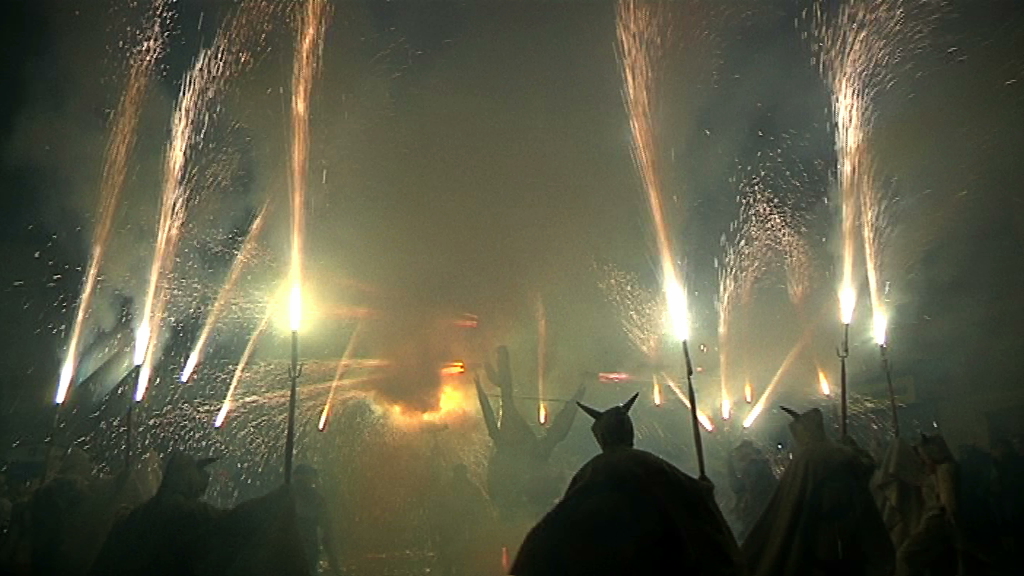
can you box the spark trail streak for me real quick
[181,200,271,382]
[537,295,547,425]
[288,0,330,329]
[813,0,940,325]
[318,322,364,430]
[661,374,713,432]
[56,2,167,404]
[743,326,816,428]
[616,0,687,339]
[136,0,279,401]
[215,307,274,428]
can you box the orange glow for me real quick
[440,361,466,376]
[391,385,471,427]
[661,374,714,432]
[538,403,548,425]
[598,372,631,383]
[454,313,479,328]
[818,368,832,396]
[744,381,753,404]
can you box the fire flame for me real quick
[873,310,888,346]
[818,369,832,396]
[440,361,466,376]
[538,403,548,425]
[744,381,753,404]
[839,283,856,325]
[652,374,662,406]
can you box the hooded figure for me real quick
[741,407,894,576]
[895,433,959,576]
[728,440,779,542]
[90,452,309,576]
[510,393,746,576]
[871,439,926,551]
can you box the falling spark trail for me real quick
[56,2,167,404]
[181,201,271,382]
[136,0,279,401]
[318,322,364,430]
[288,0,330,328]
[215,308,274,428]
[616,0,687,337]
[537,295,547,425]
[743,327,816,428]
[661,374,713,432]
[744,380,753,404]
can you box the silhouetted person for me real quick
[293,464,340,575]
[742,407,894,576]
[511,393,745,576]
[871,438,926,552]
[728,440,778,542]
[896,434,959,576]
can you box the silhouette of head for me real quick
[780,406,827,449]
[577,392,639,452]
[159,452,217,500]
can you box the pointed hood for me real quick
[577,392,639,452]
[780,406,828,450]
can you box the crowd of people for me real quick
[2,353,1024,575]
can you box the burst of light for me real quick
[839,283,856,325]
[664,277,689,342]
[180,352,200,383]
[818,368,832,396]
[873,309,888,346]
[392,385,471,426]
[134,363,151,402]
[133,323,150,367]
[743,328,815,428]
[652,374,663,406]
[661,374,714,432]
[744,381,753,404]
[538,403,548,425]
[721,396,732,420]
[742,402,763,429]
[289,283,302,332]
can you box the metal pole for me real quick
[285,329,300,484]
[880,344,900,438]
[839,322,849,438]
[126,400,134,470]
[683,340,707,480]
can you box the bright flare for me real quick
[873,310,888,346]
[289,283,302,332]
[538,403,548,425]
[133,323,150,367]
[665,277,689,342]
[653,374,663,406]
[744,381,753,404]
[214,306,274,428]
[440,362,466,376]
[840,283,856,325]
[818,368,832,396]
[318,323,365,430]
[722,396,732,420]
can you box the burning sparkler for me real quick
[744,381,753,404]
[181,200,271,382]
[56,2,168,405]
[537,295,547,425]
[652,373,663,406]
[818,368,832,396]
[318,323,364,431]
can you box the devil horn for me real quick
[577,402,603,420]
[779,406,800,420]
[197,457,219,469]
[622,392,640,413]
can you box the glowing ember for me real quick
[652,374,663,406]
[598,372,632,383]
[538,403,548,425]
[818,368,832,396]
[744,381,753,404]
[664,277,689,342]
[722,396,732,420]
[392,385,471,426]
[440,361,467,376]
[56,3,167,404]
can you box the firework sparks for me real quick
[318,323,364,430]
[214,306,274,428]
[652,373,663,406]
[744,380,753,404]
[136,0,278,401]
[181,200,271,382]
[661,374,713,432]
[598,263,662,359]
[814,0,941,328]
[56,2,168,404]
[288,0,330,333]
[537,295,547,425]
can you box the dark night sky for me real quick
[1,0,1022,444]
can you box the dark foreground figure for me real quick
[511,393,746,576]
[89,452,309,576]
[742,407,894,576]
